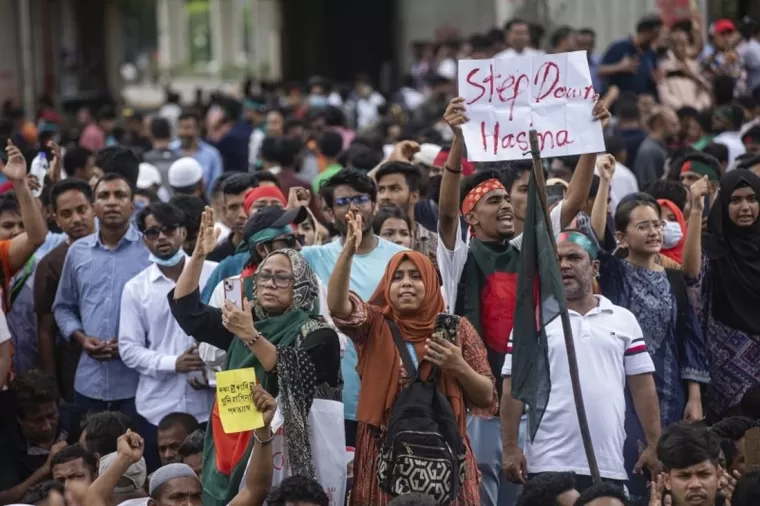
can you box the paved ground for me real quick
[121,77,241,108]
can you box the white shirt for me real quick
[356,92,386,130]
[596,161,639,214]
[197,275,348,386]
[495,47,544,59]
[118,258,218,426]
[436,201,563,313]
[501,296,655,479]
[713,131,747,167]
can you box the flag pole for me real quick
[527,130,601,484]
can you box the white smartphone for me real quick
[223,277,243,309]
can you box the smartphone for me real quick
[223,277,243,309]
[435,313,459,344]
[703,193,711,218]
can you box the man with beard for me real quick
[303,169,407,446]
[53,173,151,420]
[119,202,217,471]
[501,232,660,493]
[656,422,722,506]
[633,107,680,188]
[375,161,438,264]
[437,96,607,506]
[35,179,96,402]
[172,109,223,200]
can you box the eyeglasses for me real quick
[632,220,666,233]
[255,272,294,288]
[334,195,371,208]
[143,224,180,240]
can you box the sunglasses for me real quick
[334,195,371,208]
[270,234,301,249]
[143,224,180,240]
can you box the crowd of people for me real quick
[1,9,760,506]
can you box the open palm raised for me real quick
[3,140,27,181]
[194,207,221,257]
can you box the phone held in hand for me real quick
[435,313,459,344]
[703,193,711,218]
[223,277,243,310]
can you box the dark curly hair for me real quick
[574,482,629,505]
[266,475,329,506]
[516,472,576,506]
[10,369,60,419]
[319,169,377,207]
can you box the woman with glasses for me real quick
[589,170,708,502]
[168,208,342,506]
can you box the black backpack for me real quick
[376,319,466,505]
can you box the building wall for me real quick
[396,0,497,73]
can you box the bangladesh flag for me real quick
[512,167,568,442]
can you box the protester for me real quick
[207,174,259,262]
[373,205,413,248]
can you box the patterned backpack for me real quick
[376,319,466,504]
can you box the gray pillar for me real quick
[17,0,35,120]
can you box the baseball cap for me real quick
[712,19,736,34]
[137,163,162,189]
[168,157,203,188]
[413,143,443,167]
[242,205,308,244]
[99,452,147,493]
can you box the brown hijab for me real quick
[355,251,467,433]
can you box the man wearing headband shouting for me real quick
[436,96,610,506]
[501,231,659,492]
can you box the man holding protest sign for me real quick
[436,49,609,506]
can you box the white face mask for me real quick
[662,221,683,249]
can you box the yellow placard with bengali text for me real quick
[215,368,264,434]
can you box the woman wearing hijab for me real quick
[657,198,687,268]
[591,162,709,501]
[683,169,760,421]
[327,211,495,506]
[169,208,341,506]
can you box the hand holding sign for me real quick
[458,51,605,162]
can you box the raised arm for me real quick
[438,98,468,250]
[561,103,611,228]
[3,141,47,273]
[591,154,614,240]
[175,207,219,299]
[229,386,277,506]
[682,177,708,279]
[327,211,361,319]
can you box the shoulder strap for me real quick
[386,319,418,377]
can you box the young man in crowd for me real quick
[0,142,48,388]
[172,109,223,199]
[53,173,151,420]
[35,179,96,402]
[657,422,722,506]
[634,107,681,188]
[437,96,607,506]
[573,483,629,506]
[207,173,259,262]
[710,416,759,476]
[514,473,579,506]
[598,15,663,96]
[0,370,80,504]
[119,202,216,471]
[156,412,201,467]
[50,444,97,491]
[143,116,180,191]
[375,161,438,264]
[169,194,206,255]
[178,429,205,479]
[302,169,406,445]
[81,411,132,459]
[311,130,344,193]
[501,231,661,493]
[62,147,96,182]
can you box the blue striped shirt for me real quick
[53,225,151,401]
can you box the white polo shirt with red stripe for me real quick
[502,295,654,480]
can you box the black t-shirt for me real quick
[207,235,237,263]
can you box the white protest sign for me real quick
[457,51,604,162]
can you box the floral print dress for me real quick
[333,292,497,506]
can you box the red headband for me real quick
[243,186,287,214]
[461,178,506,215]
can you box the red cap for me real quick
[243,186,287,214]
[433,150,475,176]
[713,19,736,34]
